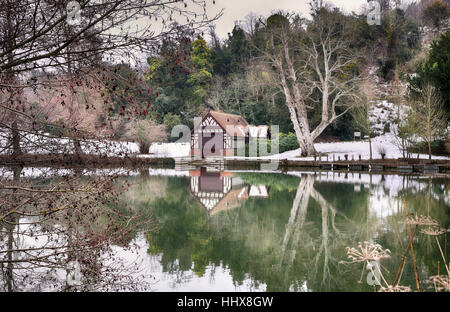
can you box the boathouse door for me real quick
[202,131,222,158]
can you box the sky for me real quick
[206,0,373,39]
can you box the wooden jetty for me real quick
[175,157,450,175]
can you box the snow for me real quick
[245,97,447,161]
[0,166,190,180]
[254,98,448,161]
[0,129,192,158]
[237,131,449,161]
[148,142,190,158]
[1,129,447,161]
[0,130,140,157]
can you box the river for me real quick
[1,166,449,292]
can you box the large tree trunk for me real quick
[297,116,316,157]
[286,103,317,157]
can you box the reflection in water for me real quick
[0,166,156,291]
[189,167,269,215]
[1,166,449,292]
[147,169,449,292]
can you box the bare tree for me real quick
[353,73,378,160]
[123,118,167,154]
[256,10,361,156]
[0,167,158,291]
[408,85,447,160]
[0,0,221,159]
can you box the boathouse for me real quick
[190,110,269,158]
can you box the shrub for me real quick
[163,113,182,142]
[244,132,299,156]
[122,118,168,154]
[279,132,300,153]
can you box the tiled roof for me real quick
[209,111,249,137]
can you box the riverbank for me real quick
[0,153,175,168]
[1,153,449,176]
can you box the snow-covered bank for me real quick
[1,130,447,161]
[250,132,449,161]
[0,130,140,157]
[145,131,448,161]
[0,129,191,158]
[148,142,190,158]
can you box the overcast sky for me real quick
[206,0,372,39]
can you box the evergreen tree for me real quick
[409,31,450,121]
[186,36,213,116]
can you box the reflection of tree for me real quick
[3,207,18,291]
[146,173,367,291]
[278,174,314,283]
[123,173,168,212]
[0,169,156,291]
[146,177,213,284]
[144,172,450,292]
[276,174,357,290]
[1,166,23,291]
[310,188,350,288]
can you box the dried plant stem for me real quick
[359,264,365,283]
[402,195,421,291]
[367,261,388,288]
[393,225,418,286]
[434,236,449,276]
[436,261,440,292]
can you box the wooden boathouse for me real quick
[190,110,269,158]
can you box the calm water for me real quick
[1,167,449,292]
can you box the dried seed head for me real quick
[343,241,391,263]
[378,285,412,292]
[406,214,439,227]
[420,226,449,236]
[428,275,450,292]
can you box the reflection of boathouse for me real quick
[189,168,269,215]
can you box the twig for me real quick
[434,237,449,276]
[402,195,421,291]
[393,225,417,286]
